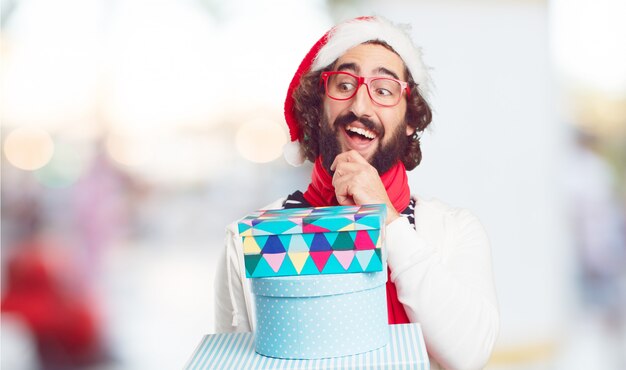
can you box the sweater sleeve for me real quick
[386,207,499,370]
[213,226,253,333]
[213,198,287,333]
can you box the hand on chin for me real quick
[330,150,388,207]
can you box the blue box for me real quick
[185,324,429,369]
[251,271,388,359]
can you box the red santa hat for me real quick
[283,16,432,166]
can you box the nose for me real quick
[349,83,374,117]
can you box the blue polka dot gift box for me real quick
[238,204,386,278]
[251,271,389,359]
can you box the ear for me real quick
[406,125,416,136]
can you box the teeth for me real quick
[346,125,376,139]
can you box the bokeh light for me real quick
[235,117,287,163]
[3,127,55,170]
[105,131,153,168]
[33,139,92,188]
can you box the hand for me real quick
[330,150,400,224]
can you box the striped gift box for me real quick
[184,323,429,370]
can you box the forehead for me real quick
[334,43,406,80]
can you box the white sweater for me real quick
[214,196,499,370]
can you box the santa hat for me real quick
[283,16,433,166]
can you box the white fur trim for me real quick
[283,140,305,166]
[311,16,432,100]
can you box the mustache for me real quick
[333,112,383,137]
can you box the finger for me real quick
[334,180,356,206]
[331,150,362,168]
[330,152,350,171]
[336,194,356,206]
[345,150,369,165]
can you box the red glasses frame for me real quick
[321,71,411,107]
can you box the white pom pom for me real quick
[283,140,305,167]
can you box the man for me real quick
[215,16,499,370]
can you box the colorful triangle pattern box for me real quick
[238,204,386,278]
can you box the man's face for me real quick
[319,43,415,173]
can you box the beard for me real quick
[318,111,408,174]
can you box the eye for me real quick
[375,88,392,96]
[371,78,400,98]
[337,82,355,92]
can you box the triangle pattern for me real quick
[303,223,330,233]
[278,234,292,249]
[355,230,375,250]
[310,216,353,232]
[277,254,297,276]
[355,214,380,229]
[365,249,383,271]
[264,252,286,273]
[367,230,380,247]
[337,223,356,232]
[254,220,298,234]
[333,250,355,270]
[251,255,275,277]
[309,233,331,251]
[252,235,268,250]
[243,237,261,254]
[300,255,321,275]
[323,232,339,246]
[281,224,301,235]
[244,254,262,277]
[238,222,252,235]
[261,235,286,254]
[310,251,332,272]
[301,233,315,248]
[322,253,345,274]
[332,232,354,250]
[287,234,310,252]
[288,252,309,274]
[346,254,365,273]
[355,250,375,270]
[348,231,358,241]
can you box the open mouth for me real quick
[345,124,377,142]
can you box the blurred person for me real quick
[566,130,626,330]
[71,142,135,278]
[1,228,110,370]
[214,16,499,370]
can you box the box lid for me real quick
[250,270,386,298]
[238,204,386,237]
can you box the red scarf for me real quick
[302,157,411,324]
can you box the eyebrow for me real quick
[335,63,401,80]
[376,67,401,80]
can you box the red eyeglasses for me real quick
[321,71,411,107]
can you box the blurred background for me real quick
[1,0,624,369]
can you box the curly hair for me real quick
[291,43,433,171]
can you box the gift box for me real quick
[184,323,429,369]
[238,204,386,278]
[251,271,388,359]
